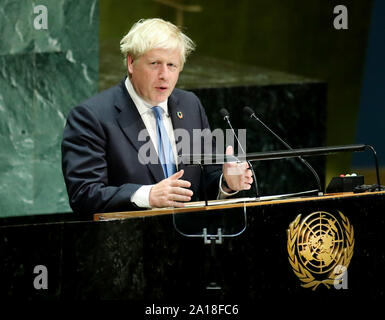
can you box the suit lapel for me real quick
[168,92,203,196]
[115,80,165,182]
[168,93,183,158]
[168,92,193,177]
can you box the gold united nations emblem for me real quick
[287,211,354,290]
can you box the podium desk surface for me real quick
[93,190,385,221]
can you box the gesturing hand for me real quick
[149,170,194,208]
[222,146,253,192]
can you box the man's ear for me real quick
[127,55,134,74]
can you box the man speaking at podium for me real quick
[61,18,253,216]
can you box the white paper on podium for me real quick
[183,189,319,208]
[184,197,258,208]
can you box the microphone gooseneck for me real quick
[243,106,323,195]
[220,108,259,197]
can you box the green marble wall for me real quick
[0,0,98,217]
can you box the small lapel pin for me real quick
[177,111,183,119]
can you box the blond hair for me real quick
[120,18,195,69]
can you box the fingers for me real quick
[244,168,253,187]
[244,175,253,185]
[155,187,193,208]
[225,145,234,155]
[245,168,253,183]
[239,172,253,190]
[169,169,184,180]
[244,183,252,190]
[170,178,191,189]
[168,170,191,188]
[168,201,186,208]
[244,166,252,176]
[170,186,193,196]
[169,191,192,202]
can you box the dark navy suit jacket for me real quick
[61,79,221,216]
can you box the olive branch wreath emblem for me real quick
[287,211,354,290]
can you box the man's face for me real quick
[127,48,181,106]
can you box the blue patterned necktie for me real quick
[152,106,176,178]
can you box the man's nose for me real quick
[158,64,169,79]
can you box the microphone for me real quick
[219,108,229,119]
[243,106,323,195]
[219,108,259,196]
[220,108,245,155]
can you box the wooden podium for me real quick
[87,190,385,301]
[94,191,378,221]
[1,191,384,302]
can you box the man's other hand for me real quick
[222,146,253,192]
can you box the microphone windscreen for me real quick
[219,108,229,118]
[243,106,255,116]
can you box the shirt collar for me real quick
[125,77,169,116]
